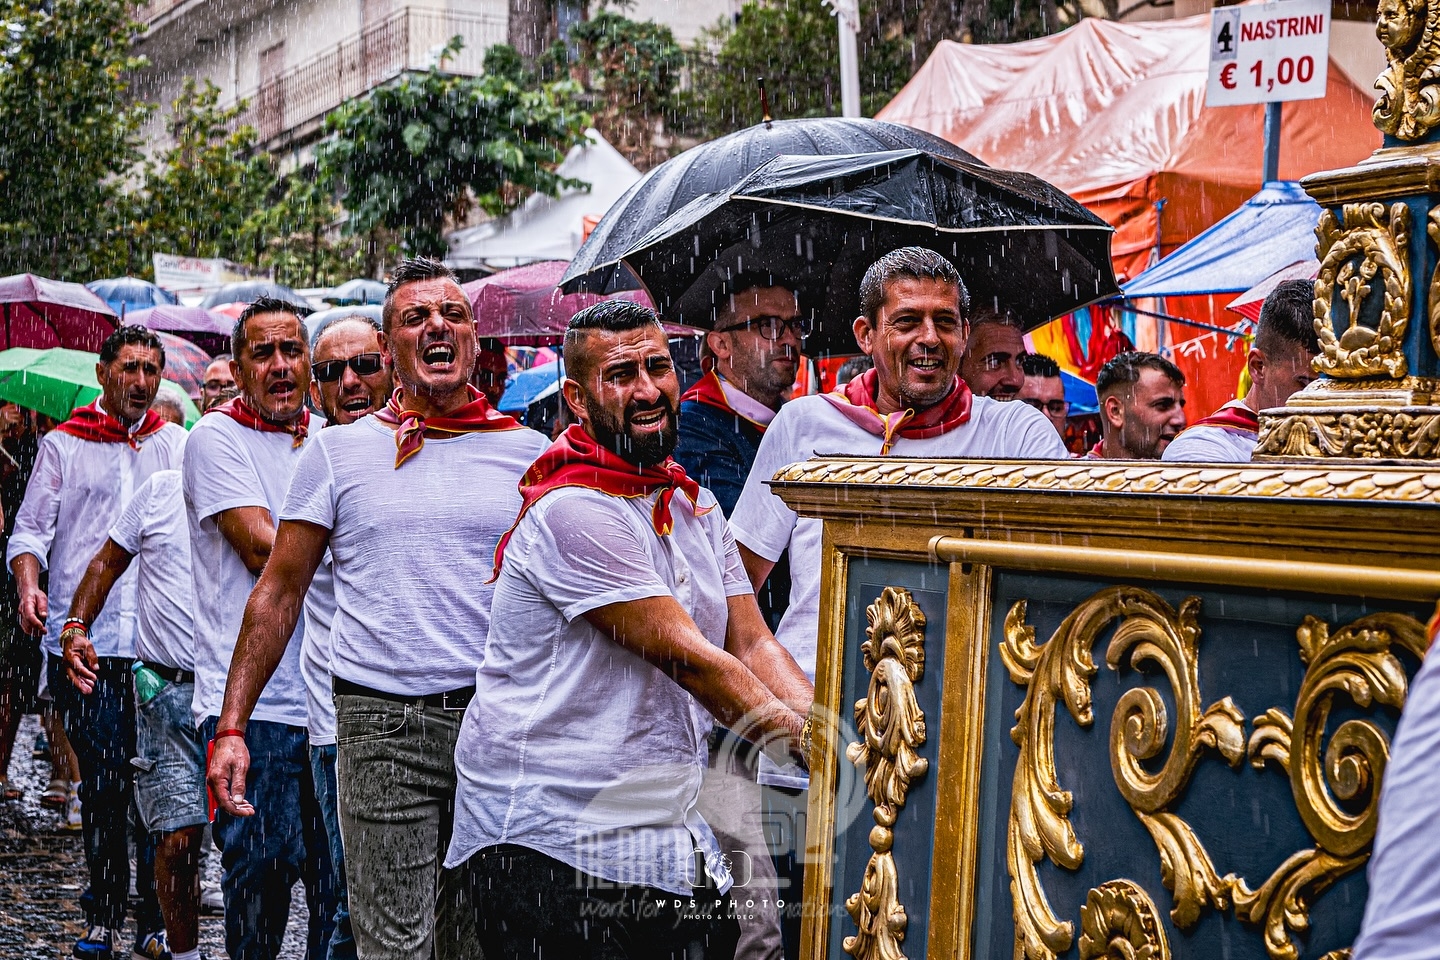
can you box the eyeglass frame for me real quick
[311,352,384,383]
[715,315,814,341]
[1021,397,1070,417]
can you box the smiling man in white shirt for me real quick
[7,324,185,960]
[445,299,812,960]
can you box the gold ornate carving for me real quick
[1255,409,1440,459]
[1078,880,1171,960]
[1429,209,1440,359]
[1312,203,1411,379]
[843,587,928,960]
[1001,587,1242,960]
[1373,0,1440,140]
[1235,612,1428,960]
[771,458,1440,503]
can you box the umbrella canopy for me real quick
[1062,370,1099,415]
[325,279,387,306]
[303,305,384,341]
[86,277,179,317]
[128,304,232,356]
[0,347,200,427]
[465,261,662,346]
[1121,182,1322,298]
[599,150,1117,356]
[199,281,312,312]
[154,332,214,400]
[562,118,984,296]
[499,359,564,413]
[1226,259,1320,323]
[0,274,118,352]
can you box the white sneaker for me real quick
[200,881,224,914]
[63,787,82,831]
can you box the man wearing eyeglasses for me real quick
[1019,353,1070,437]
[958,309,1027,401]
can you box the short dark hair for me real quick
[564,300,664,382]
[1020,352,1061,378]
[99,324,165,367]
[968,307,1023,332]
[715,271,796,328]
[1255,278,1320,355]
[232,297,306,356]
[858,247,969,322]
[383,257,459,333]
[1096,351,1185,400]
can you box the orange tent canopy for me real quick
[876,16,1380,281]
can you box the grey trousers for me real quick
[333,692,481,960]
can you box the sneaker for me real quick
[131,930,171,960]
[200,880,224,914]
[63,787,82,831]
[40,777,67,808]
[72,925,114,959]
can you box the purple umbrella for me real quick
[154,332,214,401]
[128,304,232,357]
[463,260,670,347]
[0,273,117,352]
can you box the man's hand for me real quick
[207,736,256,818]
[17,585,46,636]
[60,624,98,695]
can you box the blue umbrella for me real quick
[499,359,564,413]
[86,277,178,318]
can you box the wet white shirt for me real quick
[280,416,548,695]
[184,414,311,728]
[729,394,1067,677]
[446,485,750,897]
[108,470,195,671]
[1161,401,1257,464]
[301,557,337,747]
[6,418,187,658]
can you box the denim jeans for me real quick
[47,656,163,934]
[333,693,480,960]
[311,744,356,960]
[200,715,336,960]
[464,843,740,960]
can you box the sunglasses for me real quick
[720,315,814,341]
[1022,397,1070,417]
[312,353,383,383]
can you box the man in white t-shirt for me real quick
[183,297,336,960]
[207,259,545,960]
[444,298,812,960]
[298,310,393,960]
[8,325,186,960]
[1087,352,1187,460]
[65,468,204,960]
[1162,279,1319,464]
[731,246,1068,681]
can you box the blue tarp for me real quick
[500,359,564,412]
[1121,182,1321,299]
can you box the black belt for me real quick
[333,677,474,712]
[140,661,194,685]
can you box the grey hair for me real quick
[858,247,969,322]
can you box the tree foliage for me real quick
[0,0,150,279]
[318,38,592,258]
[570,11,685,168]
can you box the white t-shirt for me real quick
[446,485,750,896]
[730,394,1068,677]
[108,470,194,671]
[301,557,337,747]
[1161,401,1258,464]
[281,417,548,695]
[183,414,312,728]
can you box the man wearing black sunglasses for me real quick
[309,315,391,427]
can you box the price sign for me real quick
[1206,0,1330,107]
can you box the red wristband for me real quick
[214,729,245,741]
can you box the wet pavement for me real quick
[1,714,309,959]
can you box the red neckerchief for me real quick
[55,400,166,451]
[820,368,972,455]
[373,385,522,468]
[491,423,711,579]
[207,397,310,449]
[681,370,770,435]
[1188,404,1260,435]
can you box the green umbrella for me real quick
[0,347,201,428]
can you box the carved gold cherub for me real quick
[1374,0,1440,139]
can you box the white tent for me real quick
[446,129,641,271]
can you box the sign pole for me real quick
[1263,101,1282,181]
[825,0,862,118]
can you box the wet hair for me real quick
[715,270,796,328]
[835,354,874,385]
[1255,279,1320,355]
[968,307,1023,331]
[1020,353,1061,378]
[383,257,459,334]
[99,325,165,367]
[1096,351,1185,400]
[311,312,382,351]
[564,300,664,382]
[150,388,187,425]
[858,247,969,322]
[232,297,306,356]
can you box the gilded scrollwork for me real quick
[1373,0,1440,140]
[1427,209,1440,360]
[1254,409,1440,460]
[1078,880,1171,960]
[1312,203,1411,379]
[843,586,928,960]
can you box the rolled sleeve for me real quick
[182,421,268,523]
[526,492,672,622]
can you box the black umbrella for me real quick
[199,281,313,312]
[599,150,1118,357]
[560,118,983,296]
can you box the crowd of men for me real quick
[0,248,1326,960]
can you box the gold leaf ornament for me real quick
[1312,203,1412,379]
[1078,880,1171,960]
[1373,0,1440,140]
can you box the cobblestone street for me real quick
[1,715,308,960]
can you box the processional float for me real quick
[786,6,1440,958]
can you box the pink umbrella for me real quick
[154,332,214,401]
[464,260,678,346]
[128,304,232,356]
[1226,259,1320,324]
[0,273,117,351]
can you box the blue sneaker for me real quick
[72,925,114,959]
[131,930,171,960]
